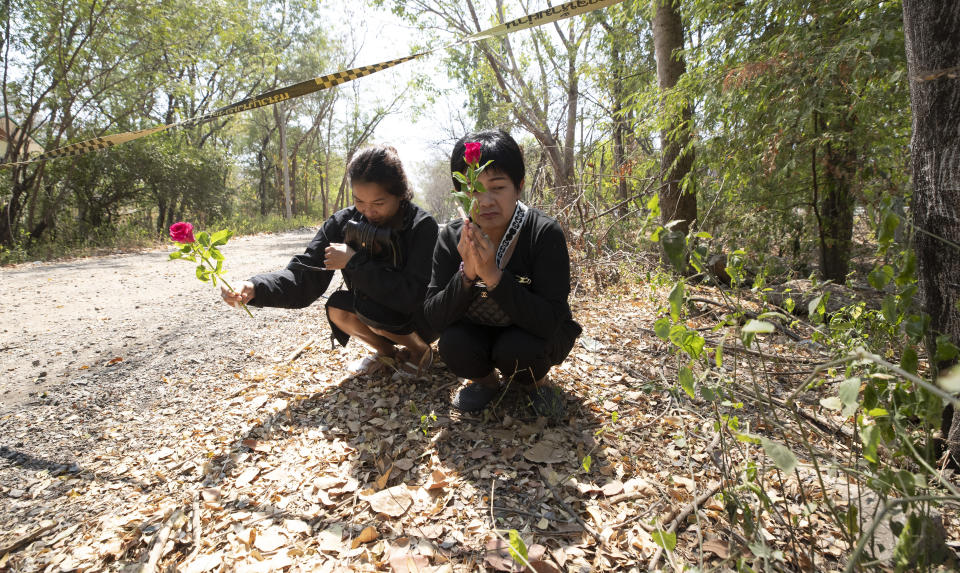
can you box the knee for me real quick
[437,324,491,378]
[327,306,352,329]
[491,328,550,365]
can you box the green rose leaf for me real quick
[210,229,233,247]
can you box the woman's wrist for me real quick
[459,261,477,283]
[483,269,503,291]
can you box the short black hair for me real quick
[450,129,525,192]
[347,145,413,200]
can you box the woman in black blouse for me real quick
[222,146,438,375]
[424,130,581,417]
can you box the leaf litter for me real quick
[1,273,958,572]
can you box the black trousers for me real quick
[325,289,437,347]
[437,320,579,386]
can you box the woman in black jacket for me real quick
[424,130,581,417]
[222,146,438,375]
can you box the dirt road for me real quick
[0,228,324,416]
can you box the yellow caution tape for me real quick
[2,0,624,169]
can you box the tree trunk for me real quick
[274,103,293,219]
[819,123,856,284]
[652,0,697,262]
[902,0,960,463]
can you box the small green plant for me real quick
[408,402,437,436]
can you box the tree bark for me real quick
[274,103,293,219]
[819,117,856,284]
[652,0,696,256]
[902,0,960,463]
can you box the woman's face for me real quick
[353,181,401,226]
[471,169,522,232]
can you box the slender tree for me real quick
[652,0,696,263]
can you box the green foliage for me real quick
[506,530,528,565]
[651,529,677,552]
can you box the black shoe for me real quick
[451,380,500,412]
[528,384,566,419]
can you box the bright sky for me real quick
[316,3,463,188]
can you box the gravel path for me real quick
[1,228,323,417]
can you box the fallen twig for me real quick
[181,495,202,566]
[0,520,57,558]
[647,483,723,571]
[140,509,184,573]
[545,478,603,546]
[689,296,807,342]
[286,336,317,362]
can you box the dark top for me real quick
[249,201,439,321]
[424,207,578,340]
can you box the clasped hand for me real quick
[323,243,355,270]
[458,221,502,289]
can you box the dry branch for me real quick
[647,483,723,571]
[140,510,184,573]
[0,520,56,558]
[545,478,603,546]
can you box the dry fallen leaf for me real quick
[702,539,731,559]
[523,441,566,464]
[528,562,562,573]
[283,519,311,535]
[389,551,430,572]
[254,526,286,553]
[183,552,223,573]
[469,448,495,459]
[317,526,344,552]
[314,475,346,490]
[601,480,625,496]
[484,537,517,571]
[377,466,394,490]
[241,439,271,453]
[362,484,414,517]
[351,526,379,548]
[235,467,260,488]
[673,475,696,493]
[394,458,415,471]
[426,470,449,490]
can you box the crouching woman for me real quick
[222,146,437,374]
[424,129,581,417]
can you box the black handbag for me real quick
[465,285,512,326]
[343,219,402,269]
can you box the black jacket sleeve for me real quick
[248,217,339,309]
[423,221,473,331]
[344,213,439,314]
[487,217,571,339]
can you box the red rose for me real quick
[169,222,195,244]
[464,141,482,165]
